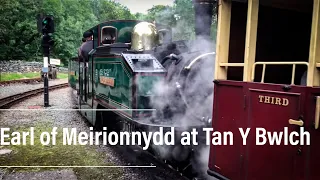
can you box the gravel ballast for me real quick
[0,87,193,180]
[0,79,68,99]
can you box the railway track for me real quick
[0,77,43,85]
[0,83,69,108]
[1,85,209,179]
[70,90,207,180]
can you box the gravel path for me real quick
[2,170,77,180]
[0,79,67,99]
[0,87,200,180]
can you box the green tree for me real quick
[0,0,42,60]
[0,0,217,64]
[135,0,217,41]
[0,0,136,65]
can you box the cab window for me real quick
[101,26,117,45]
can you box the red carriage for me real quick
[207,0,320,179]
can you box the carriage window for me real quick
[101,26,117,45]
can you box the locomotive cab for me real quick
[77,20,169,121]
[208,0,320,179]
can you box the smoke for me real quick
[144,34,216,176]
[149,35,215,127]
[139,2,217,176]
[195,146,218,180]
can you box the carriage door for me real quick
[308,89,320,179]
[245,85,306,180]
[79,61,87,105]
[83,62,88,103]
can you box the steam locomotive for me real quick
[68,1,216,178]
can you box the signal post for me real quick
[38,15,54,107]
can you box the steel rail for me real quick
[0,83,68,108]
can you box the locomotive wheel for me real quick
[94,110,103,131]
[95,109,124,133]
[95,109,113,131]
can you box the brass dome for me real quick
[131,22,159,51]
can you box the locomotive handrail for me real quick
[178,52,216,124]
[251,61,309,85]
[184,52,215,69]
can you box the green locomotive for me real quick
[75,20,168,121]
[68,18,215,178]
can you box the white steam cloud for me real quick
[143,6,217,177]
[147,35,216,176]
[149,35,215,127]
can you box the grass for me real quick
[0,123,123,180]
[57,73,68,79]
[0,72,68,81]
[0,72,40,81]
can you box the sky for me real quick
[115,0,174,14]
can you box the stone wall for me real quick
[0,60,68,73]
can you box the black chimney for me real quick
[193,0,215,39]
